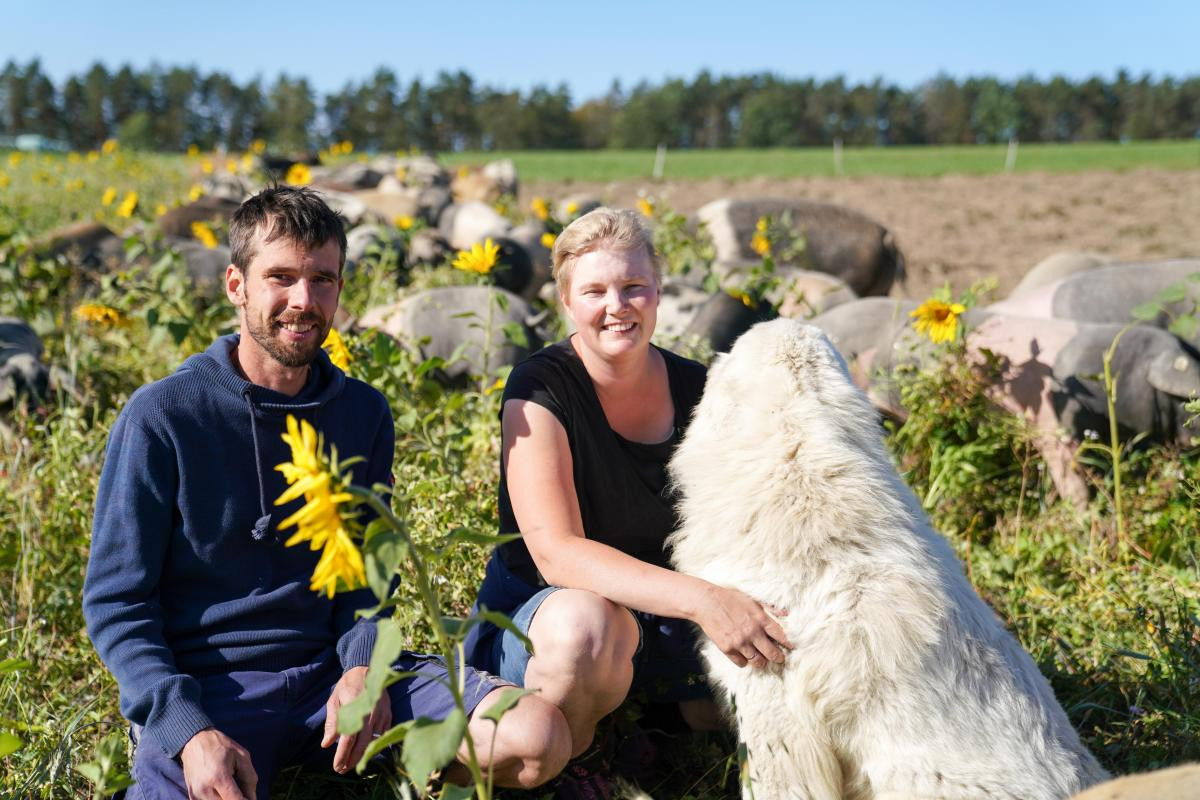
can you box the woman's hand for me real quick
[691,584,793,669]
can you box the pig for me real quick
[0,317,49,406]
[1007,251,1114,298]
[989,260,1200,347]
[358,286,540,385]
[695,197,905,296]
[811,299,1200,504]
[681,291,778,354]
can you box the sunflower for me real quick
[75,302,131,328]
[540,232,557,249]
[910,299,967,344]
[452,238,500,274]
[275,415,365,598]
[116,191,139,219]
[322,328,352,371]
[531,196,550,221]
[750,232,771,256]
[285,163,312,186]
[637,198,655,218]
[191,221,219,249]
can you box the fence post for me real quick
[652,143,667,180]
[1005,136,1019,172]
[833,138,844,176]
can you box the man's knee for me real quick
[527,589,639,673]
[468,689,571,788]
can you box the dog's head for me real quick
[697,319,875,432]
[669,318,902,560]
[673,319,888,493]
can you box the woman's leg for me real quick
[445,688,571,789]
[522,588,640,757]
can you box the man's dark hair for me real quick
[229,185,348,273]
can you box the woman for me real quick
[465,207,791,791]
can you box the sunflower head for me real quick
[275,415,366,598]
[910,298,967,344]
[452,238,500,274]
[322,328,352,371]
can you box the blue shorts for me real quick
[466,554,710,705]
[126,647,509,800]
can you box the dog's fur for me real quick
[667,320,1108,800]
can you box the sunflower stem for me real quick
[347,486,490,798]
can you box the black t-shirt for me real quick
[496,338,708,586]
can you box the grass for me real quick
[1,146,1199,798]
[442,140,1200,181]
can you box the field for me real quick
[443,140,1200,181]
[2,143,1199,799]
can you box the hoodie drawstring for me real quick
[243,388,325,542]
[243,389,274,541]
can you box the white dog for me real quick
[667,319,1108,800]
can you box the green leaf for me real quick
[0,732,22,757]
[1169,315,1199,341]
[492,291,510,313]
[475,608,534,654]
[441,528,520,550]
[74,762,101,782]
[1131,301,1163,321]
[0,659,30,675]
[480,687,537,725]
[443,393,467,415]
[338,618,406,735]
[415,356,446,379]
[1157,284,1189,304]
[501,321,528,348]
[363,521,409,603]
[402,709,467,794]
[438,782,476,800]
[355,718,413,772]
[166,320,191,345]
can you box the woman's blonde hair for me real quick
[552,206,664,293]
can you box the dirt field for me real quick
[525,168,1200,300]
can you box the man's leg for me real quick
[125,731,190,800]
[126,669,288,800]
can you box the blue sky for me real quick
[4,1,1196,101]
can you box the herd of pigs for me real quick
[3,154,1199,504]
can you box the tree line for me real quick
[2,59,1197,153]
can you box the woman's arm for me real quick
[503,399,792,666]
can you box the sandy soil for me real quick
[523,168,1200,300]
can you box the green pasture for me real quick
[444,140,1200,180]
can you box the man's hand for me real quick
[180,727,257,800]
[322,665,392,774]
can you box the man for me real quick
[83,186,570,799]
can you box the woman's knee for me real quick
[527,589,639,670]
[470,690,571,788]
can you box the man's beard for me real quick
[245,309,329,368]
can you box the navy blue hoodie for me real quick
[83,334,394,758]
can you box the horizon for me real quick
[5,0,1197,103]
